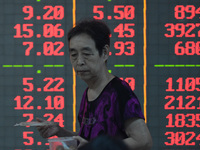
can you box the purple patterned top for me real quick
[78,77,144,141]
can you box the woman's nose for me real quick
[77,55,85,65]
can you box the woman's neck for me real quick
[87,73,115,101]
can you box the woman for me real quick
[37,18,152,150]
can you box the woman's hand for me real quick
[36,117,60,138]
[73,136,88,148]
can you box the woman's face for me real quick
[69,33,108,81]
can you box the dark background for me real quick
[0,0,199,149]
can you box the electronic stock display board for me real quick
[0,0,200,149]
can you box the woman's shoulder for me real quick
[110,77,132,91]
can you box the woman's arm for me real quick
[36,117,78,138]
[56,126,78,137]
[123,118,153,150]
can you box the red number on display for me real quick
[196,7,200,15]
[185,23,196,37]
[23,131,34,145]
[14,96,34,110]
[114,23,135,38]
[166,114,174,127]
[175,41,200,55]
[115,41,124,55]
[175,132,185,145]
[23,6,34,20]
[197,23,200,37]
[184,132,195,145]
[114,5,135,20]
[165,132,175,145]
[164,23,175,37]
[23,113,34,122]
[166,78,175,92]
[198,102,200,113]
[54,114,64,127]
[165,95,199,110]
[43,41,64,56]
[196,114,200,127]
[185,5,196,19]
[178,96,194,110]
[93,5,104,20]
[185,78,196,91]
[124,5,135,19]
[178,96,193,110]
[43,6,64,20]
[124,41,135,55]
[164,23,198,38]
[166,77,200,92]
[93,5,134,20]
[43,113,64,127]
[174,23,195,37]
[165,96,175,109]
[114,5,124,19]
[174,5,198,19]
[14,24,34,38]
[174,5,185,19]
[165,132,196,146]
[114,24,124,37]
[23,78,34,92]
[185,132,196,145]
[186,114,196,127]
[187,95,199,109]
[175,114,186,128]
[175,41,196,55]
[114,41,135,55]
[23,78,64,92]
[176,78,185,91]
[197,78,200,91]
[175,23,186,37]
[45,95,65,110]
[43,24,64,38]
[23,42,34,56]
[43,77,64,92]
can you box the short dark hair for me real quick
[67,18,111,56]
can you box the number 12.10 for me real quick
[14,95,65,110]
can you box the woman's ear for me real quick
[102,44,110,60]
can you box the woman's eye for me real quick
[71,53,77,57]
[84,53,91,56]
